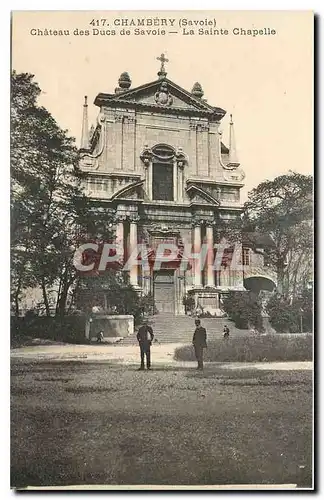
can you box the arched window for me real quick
[151,144,175,201]
[140,143,187,202]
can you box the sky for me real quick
[11,10,313,200]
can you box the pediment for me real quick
[94,78,225,118]
[111,179,144,202]
[186,184,220,206]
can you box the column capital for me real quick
[129,214,141,224]
[115,214,127,223]
[191,213,202,227]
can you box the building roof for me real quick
[94,77,226,121]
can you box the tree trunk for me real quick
[55,273,64,315]
[56,264,74,316]
[13,276,22,317]
[41,277,51,316]
[276,265,285,295]
[292,253,304,299]
[67,278,79,314]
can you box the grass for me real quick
[11,360,312,489]
[174,335,313,363]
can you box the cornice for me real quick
[96,98,223,120]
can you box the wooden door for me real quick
[153,271,175,314]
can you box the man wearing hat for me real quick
[192,318,207,370]
[137,318,154,370]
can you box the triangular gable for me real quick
[186,184,220,206]
[94,78,225,118]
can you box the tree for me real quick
[266,288,313,333]
[76,271,155,324]
[11,71,85,315]
[11,71,118,316]
[284,220,313,299]
[243,172,313,294]
[222,291,263,330]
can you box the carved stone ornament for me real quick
[97,112,105,125]
[175,146,188,168]
[140,144,153,167]
[223,168,246,182]
[155,81,173,106]
[149,224,179,236]
[196,123,209,132]
[114,113,124,123]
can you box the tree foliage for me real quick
[266,289,313,333]
[222,291,263,331]
[243,171,313,294]
[11,71,116,316]
[76,271,155,324]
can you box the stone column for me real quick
[206,224,215,287]
[129,220,138,288]
[114,114,123,170]
[193,224,202,288]
[144,164,149,198]
[222,267,230,286]
[173,160,178,201]
[115,218,124,262]
[178,165,184,202]
[148,162,153,200]
[142,272,151,296]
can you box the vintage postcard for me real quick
[10,10,314,490]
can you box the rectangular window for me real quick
[242,248,250,266]
[152,163,173,201]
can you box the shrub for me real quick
[222,291,263,330]
[267,291,313,333]
[183,294,195,314]
[11,315,88,345]
[174,335,313,363]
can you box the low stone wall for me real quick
[85,314,134,341]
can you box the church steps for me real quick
[121,315,249,344]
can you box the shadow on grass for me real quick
[11,387,43,396]
[34,377,72,382]
[65,387,119,394]
[11,360,121,376]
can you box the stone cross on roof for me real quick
[157,53,169,79]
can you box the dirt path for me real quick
[10,343,313,371]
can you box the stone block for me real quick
[85,314,134,341]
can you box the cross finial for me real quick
[157,53,169,79]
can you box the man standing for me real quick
[137,319,154,370]
[223,325,230,339]
[192,318,207,370]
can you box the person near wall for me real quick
[192,318,207,370]
[137,319,154,370]
[223,325,230,339]
[96,330,104,343]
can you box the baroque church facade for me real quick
[79,55,276,316]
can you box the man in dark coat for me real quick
[192,318,207,370]
[137,319,154,370]
[223,325,230,339]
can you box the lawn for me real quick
[11,360,313,489]
[175,335,313,362]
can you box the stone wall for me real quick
[95,108,224,181]
[85,314,134,341]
